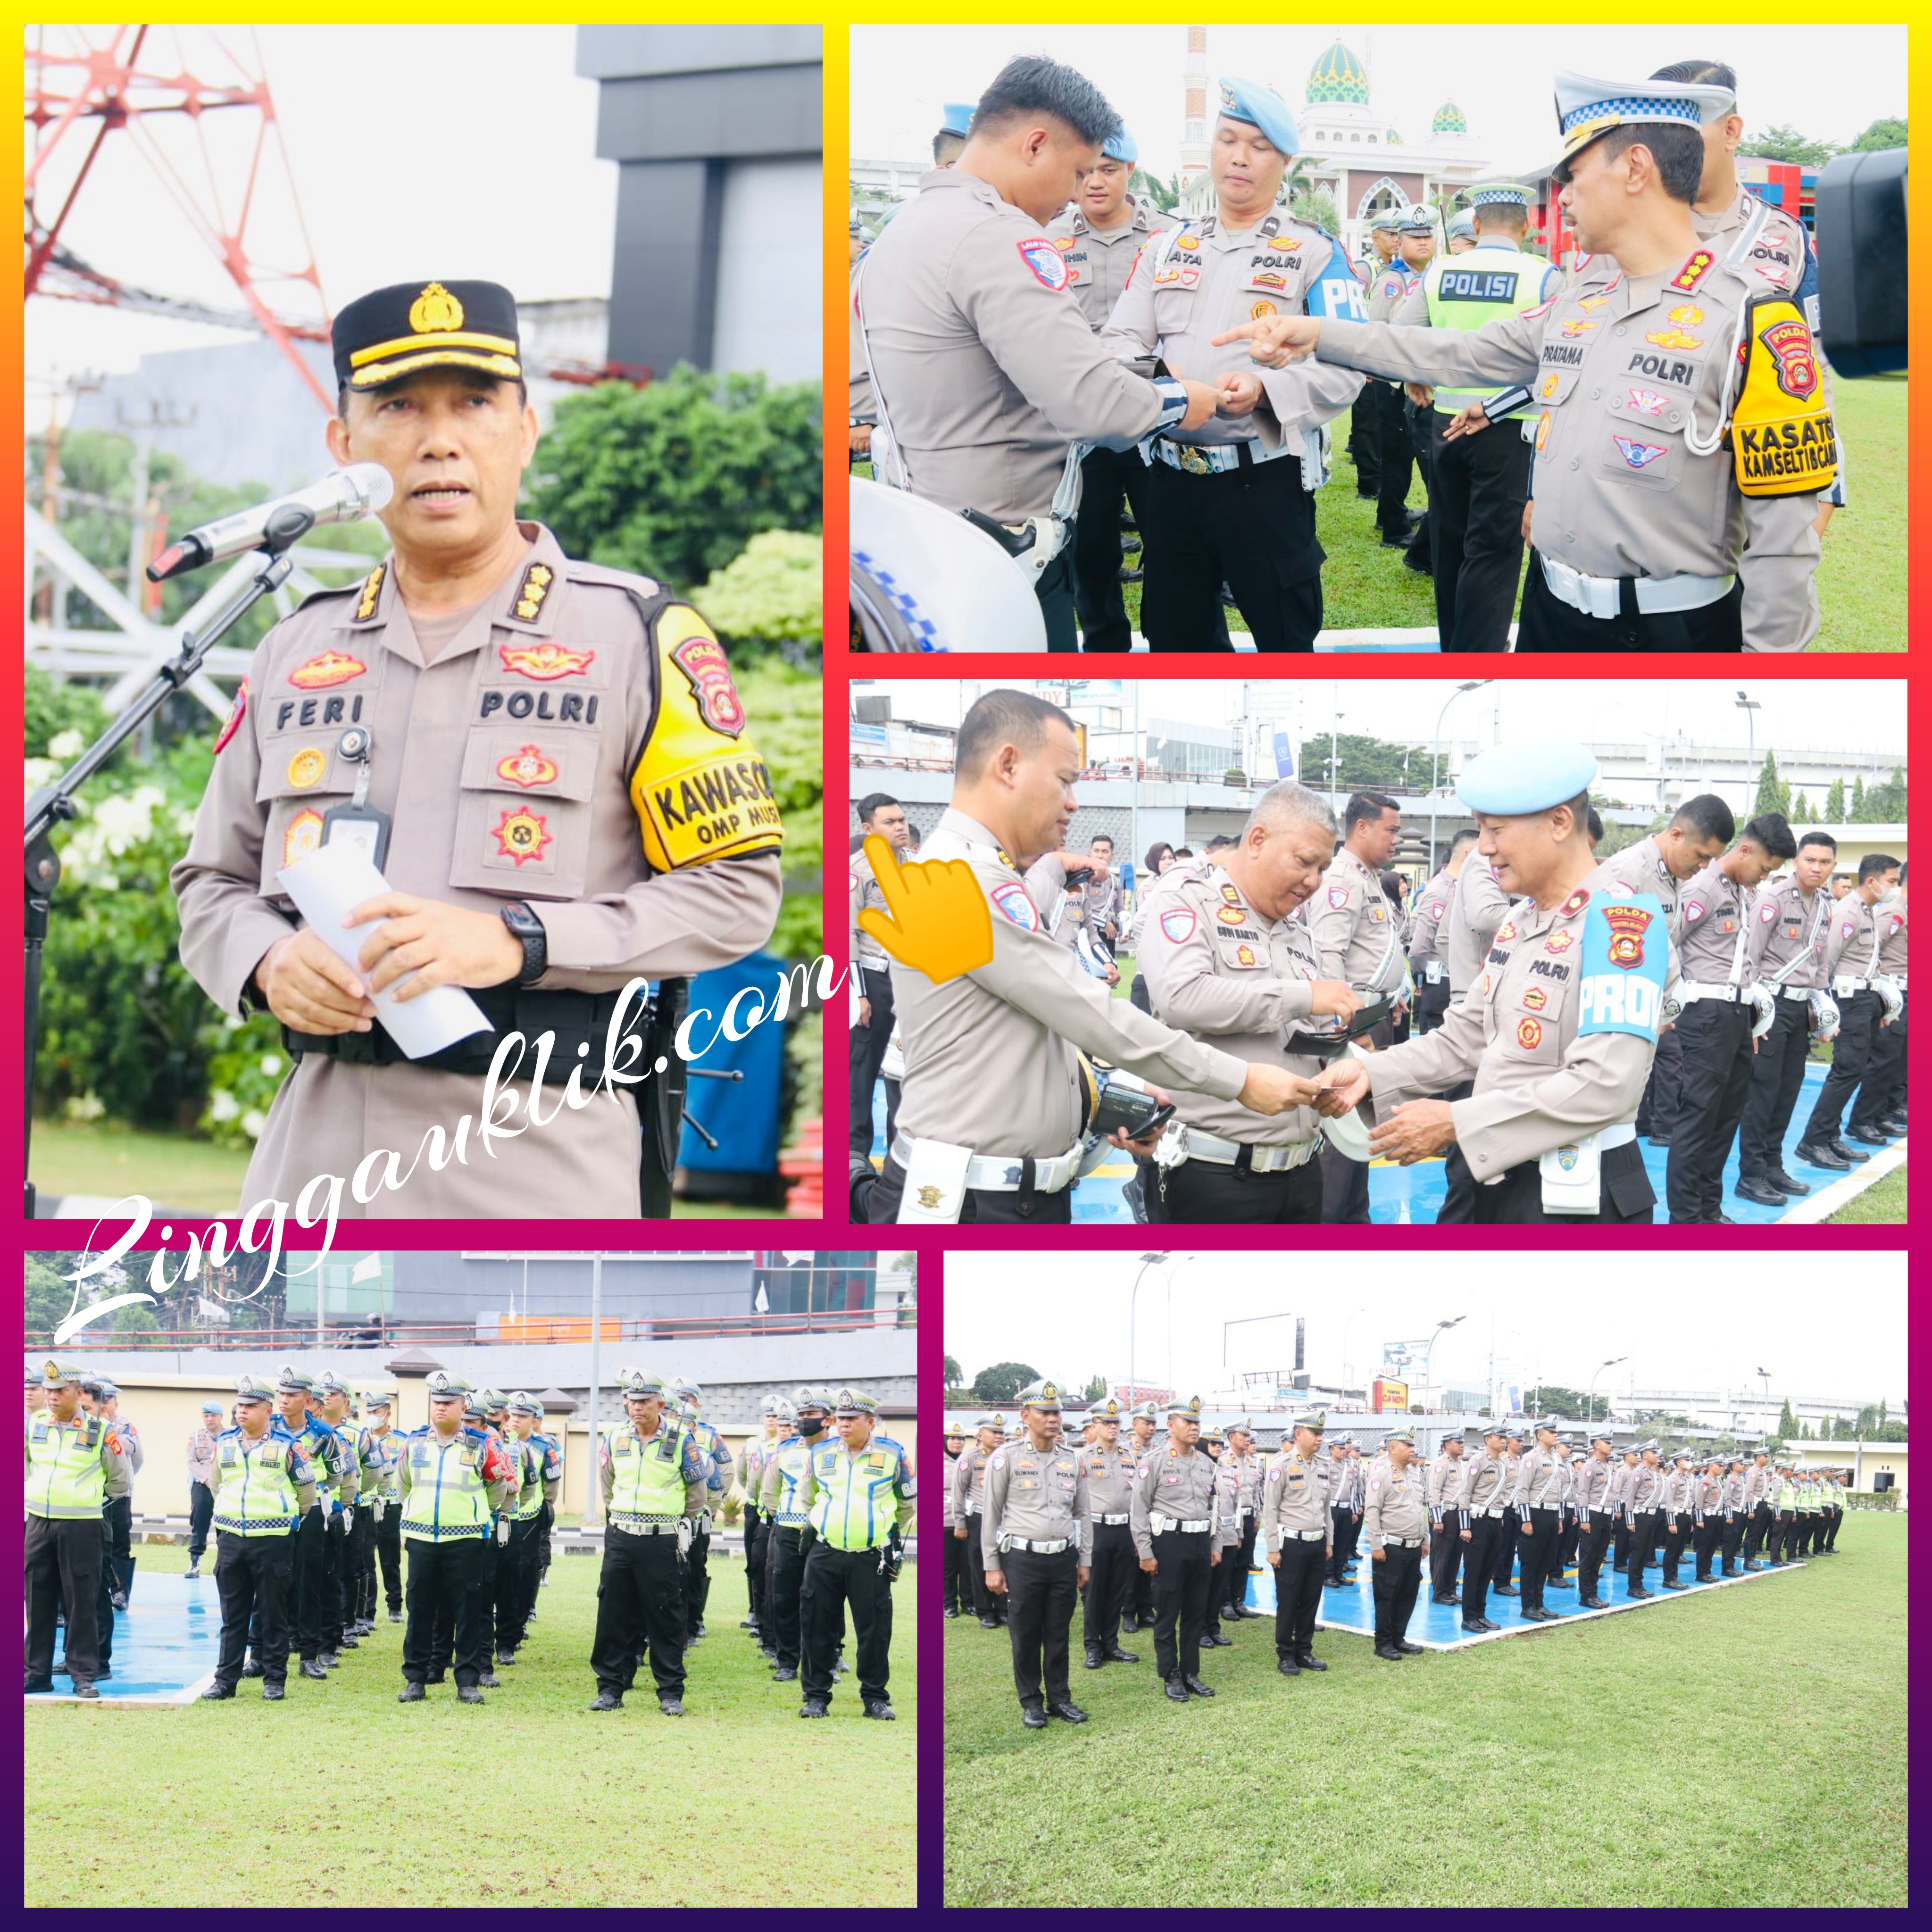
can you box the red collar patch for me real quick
[1560,886,1592,917]
[1668,250,1715,293]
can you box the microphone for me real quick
[147,463,395,582]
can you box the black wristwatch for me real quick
[500,901,548,986]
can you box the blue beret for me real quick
[1457,741,1598,816]
[1216,76,1299,158]
[940,102,977,138]
[1103,127,1139,167]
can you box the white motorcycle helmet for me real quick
[849,475,1049,652]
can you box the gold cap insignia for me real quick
[916,1184,943,1210]
[1188,1396,1202,1415]
[1041,1381,1058,1401]
[409,282,464,333]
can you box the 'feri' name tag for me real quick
[1729,294,1838,498]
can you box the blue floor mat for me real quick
[871,1060,1882,1224]
[25,1571,221,1704]
[1240,1546,1807,1649]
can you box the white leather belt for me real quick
[1598,1123,1637,1152]
[1482,1506,1506,1517]
[1151,435,1291,475]
[1778,985,1816,1002]
[1151,1514,1212,1534]
[1167,1125,1320,1171]
[1287,1527,1324,1541]
[610,1517,682,1536]
[891,1131,1083,1192]
[1679,979,1747,1004]
[1008,1537,1072,1554]
[1382,1535,1423,1548]
[858,951,891,973]
[1097,1513,1131,1526]
[1834,977,1873,994]
[1539,551,1734,618]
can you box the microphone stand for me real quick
[24,508,316,1216]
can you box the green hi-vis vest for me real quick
[213,1428,306,1535]
[401,1428,492,1542]
[1423,245,1542,418]
[605,1420,690,1524]
[807,1437,908,1552]
[1777,1479,1801,1510]
[1797,1482,1818,1513]
[25,1414,109,1520]
[512,1437,543,1521]
[319,1422,358,1505]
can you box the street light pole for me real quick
[1422,1315,1465,1413]
[1128,1252,1170,1408]
[1588,1356,1627,1429]
[583,1253,604,1530]
[1736,691,1760,803]
[1429,680,1494,873]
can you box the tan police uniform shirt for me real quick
[1130,1441,1220,1561]
[1138,858,1328,1148]
[1441,859,1514,999]
[1260,1444,1329,1553]
[1361,1460,1427,1542]
[852,167,1177,522]
[1083,1441,1140,1528]
[1427,1451,1468,1522]
[1678,858,1762,987]
[1875,898,1907,978]
[1360,875,1659,1177]
[890,808,1248,1158]
[1308,846,1407,996]
[1513,1444,1565,1514]
[848,256,877,427]
[1824,892,1882,984]
[981,1434,1087,1564]
[1313,247,1824,649]
[1100,210,1365,457]
[1045,195,1178,331]
[1408,868,1454,976]
[851,844,897,996]
[1754,879,1831,993]
[171,523,782,1217]
[1574,1453,1616,1516]
[1024,852,1094,958]
[949,1441,999,1524]
[1461,1445,1511,1518]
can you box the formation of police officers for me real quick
[851,54,1840,652]
[941,1391,1851,1720]
[170,275,783,1218]
[25,1363,913,1721]
[853,688,1905,1226]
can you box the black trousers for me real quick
[1462,1514,1499,1623]
[1612,1510,1632,1575]
[349,1501,375,1623]
[848,970,895,1158]
[186,1484,215,1561]
[1518,1507,1560,1611]
[538,1497,555,1579]
[1149,1528,1215,1681]
[1740,998,1815,1180]
[1805,991,1879,1144]
[1661,1516,1690,1584]
[684,1519,712,1625]
[1156,1151,1322,1224]
[1083,1520,1135,1651]
[1435,1078,1479,1223]
[1552,1511,1579,1581]
[1326,1507,1353,1584]
[1578,1510,1614,1599]
[1516,552,1745,650]
[960,1525,998,1620]
[1224,1513,1259,1611]
[402,1536,493,1689]
[26,1516,103,1684]
[591,1525,686,1698]
[258,1505,322,1660]
[321,1510,348,1652]
[1825,1506,1843,1550]
[1853,993,1905,1128]
[1744,1499,1773,1559]
[1034,548,1078,652]
[1627,1510,1659,1586]
[1694,1517,1722,1577]
[496,1516,540,1652]
[1273,1536,1327,1655]
[1492,1507,1519,1586]
[375,1502,403,1612]
[1372,382,1416,537]
[1416,978,1451,1035]
[1638,1024,1684,1138]
[767,1524,808,1667]
[1001,1543,1077,1707]
[942,1521,968,1615]
[1768,1511,1794,1562]
[1350,388,1382,496]
[802,1541,893,1704]
[1474,1138,1655,1223]
[1426,408,1531,649]
[212,1531,295,1689]
[1141,453,1323,651]
[1429,1517,1464,1598]
[1071,442,1154,652]
[869,1155,1073,1225]
[1667,999,1755,1223]
[1371,1541,1424,1647]
[744,1506,770,1622]
[1720,1512,1745,1570]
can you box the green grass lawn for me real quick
[1825,1162,1906,1224]
[26,1540,915,1907]
[30,1118,785,1217]
[943,1516,1904,1906]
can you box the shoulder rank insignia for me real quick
[1668,250,1715,293]
[512,561,555,624]
[1559,886,1592,917]
[353,561,385,623]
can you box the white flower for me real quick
[24,757,60,795]
[208,1090,241,1124]
[63,1092,106,1122]
[48,730,85,760]
[259,1053,283,1077]
[241,1109,267,1140]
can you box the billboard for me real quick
[1373,1378,1409,1413]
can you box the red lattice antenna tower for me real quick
[25,24,332,410]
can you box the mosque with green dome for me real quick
[1177,32,1491,252]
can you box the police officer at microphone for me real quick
[171,278,783,1218]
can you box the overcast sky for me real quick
[853,676,1908,768]
[26,25,613,389]
[943,1254,1906,1408]
[851,25,1905,178]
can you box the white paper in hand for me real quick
[276,841,493,1061]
